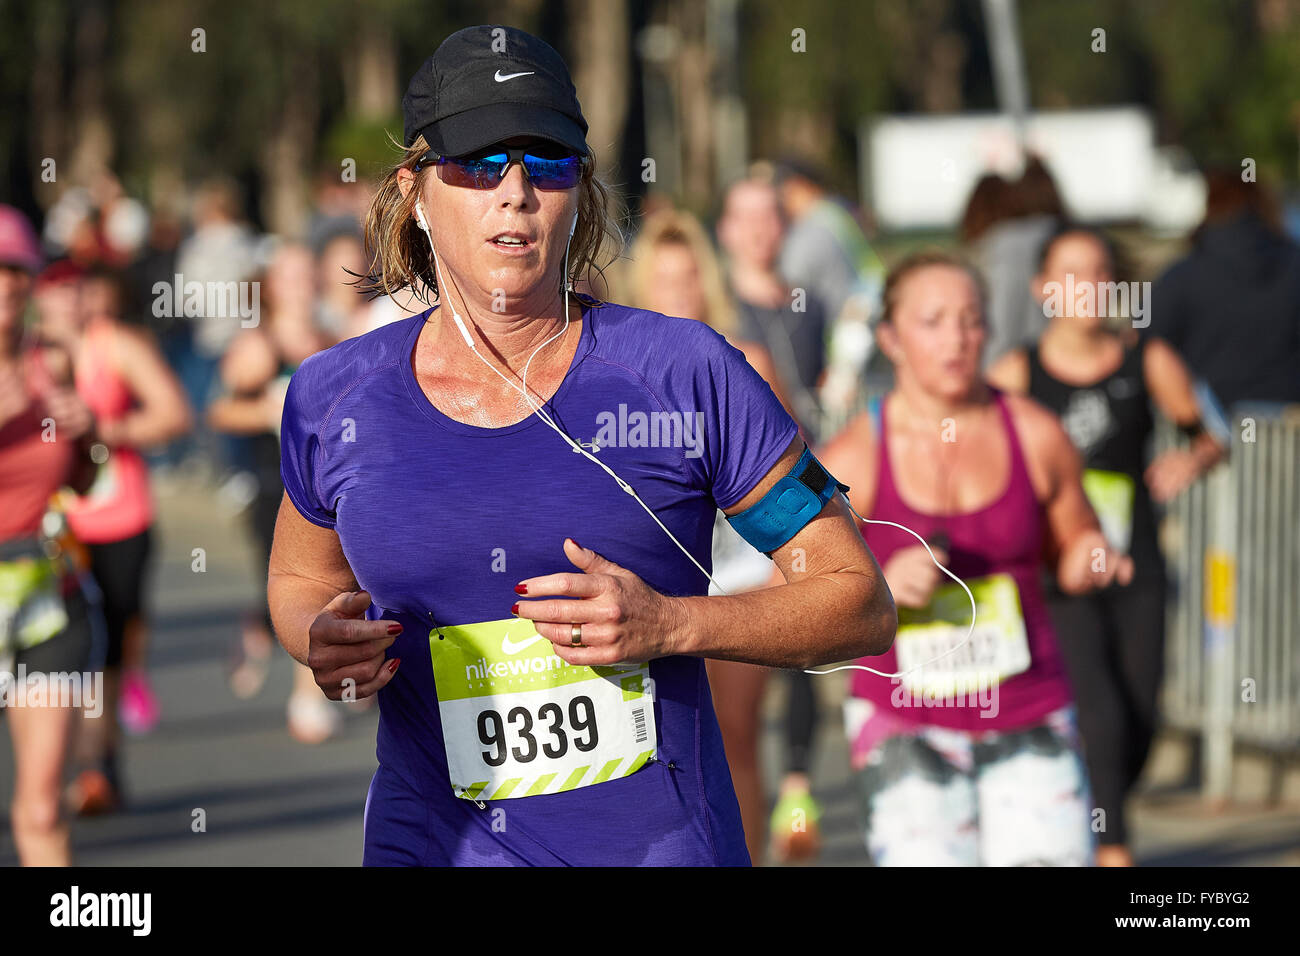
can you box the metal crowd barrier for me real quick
[1157,404,1300,800]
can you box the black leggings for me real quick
[785,669,817,776]
[1046,581,1165,846]
[87,528,154,670]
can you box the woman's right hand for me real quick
[307,590,402,700]
[881,544,949,609]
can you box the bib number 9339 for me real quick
[431,617,656,801]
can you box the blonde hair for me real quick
[625,207,736,337]
[357,133,622,305]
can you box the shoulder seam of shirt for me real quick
[584,353,692,482]
[307,358,402,513]
[316,359,403,437]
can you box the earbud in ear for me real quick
[415,201,430,233]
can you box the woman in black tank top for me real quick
[988,226,1223,867]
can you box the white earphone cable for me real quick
[417,202,976,682]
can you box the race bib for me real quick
[429,617,656,802]
[1081,469,1135,554]
[0,557,70,675]
[892,573,1030,699]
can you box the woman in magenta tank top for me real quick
[820,252,1133,866]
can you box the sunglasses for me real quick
[414,144,588,190]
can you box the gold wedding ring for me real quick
[570,623,584,647]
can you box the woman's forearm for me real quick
[267,572,345,665]
[668,570,895,669]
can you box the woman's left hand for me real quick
[512,538,684,665]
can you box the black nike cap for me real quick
[402,25,589,158]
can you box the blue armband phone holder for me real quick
[725,444,849,555]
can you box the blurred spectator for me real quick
[1148,168,1300,406]
[174,176,259,402]
[968,156,1065,369]
[315,230,369,339]
[774,157,886,431]
[207,240,339,743]
[717,167,827,439]
[959,173,1013,245]
[774,157,883,326]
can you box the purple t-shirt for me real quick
[280,298,798,866]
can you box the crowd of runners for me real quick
[4,23,1300,868]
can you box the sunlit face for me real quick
[0,266,32,337]
[645,241,708,322]
[266,244,317,313]
[35,278,85,342]
[82,277,119,321]
[406,136,580,314]
[879,264,986,401]
[718,181,784,269]
[318,235,364,300]
[1034,231,1114,330]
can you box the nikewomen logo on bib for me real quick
[494,70,534,82]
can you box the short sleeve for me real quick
[689,324,801,511]
[279,365,337,529]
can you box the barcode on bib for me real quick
[632,707,648,744]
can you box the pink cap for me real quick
[0,204,43,272]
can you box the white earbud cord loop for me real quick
[420,211,976,682]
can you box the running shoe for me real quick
[769,786,823,863]
[228,619,273,700]
[118,669,161,735]
[287,691,344,745]
[67,766,121,816]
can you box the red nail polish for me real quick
[570,538,581,550]
[387,658,401,674]
[387,622,403,636]
[511,603,520,616]
[514,583,528,594]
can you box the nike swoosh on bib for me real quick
[494,70,535,82]
[501,627,546,654]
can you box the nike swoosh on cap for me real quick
[494,70,535,82]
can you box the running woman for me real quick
[988,226,1223,866]
[0,206,98,864]
[267,26,894,866]
[819,251,1132,866]
[35,264,191,813]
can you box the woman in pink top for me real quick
[36,264,191,813]
[819,252,1132,866]
[0,207,99,865]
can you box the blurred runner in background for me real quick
[208,240,337,743]
[988,225,1224,865]
[716,169,829,861]
[35,263,191,813]
[626,207,795,863]
[0,206,99,864]
[967,157,1065,370]
[820,251,1131,866]
[774,158,885,434]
